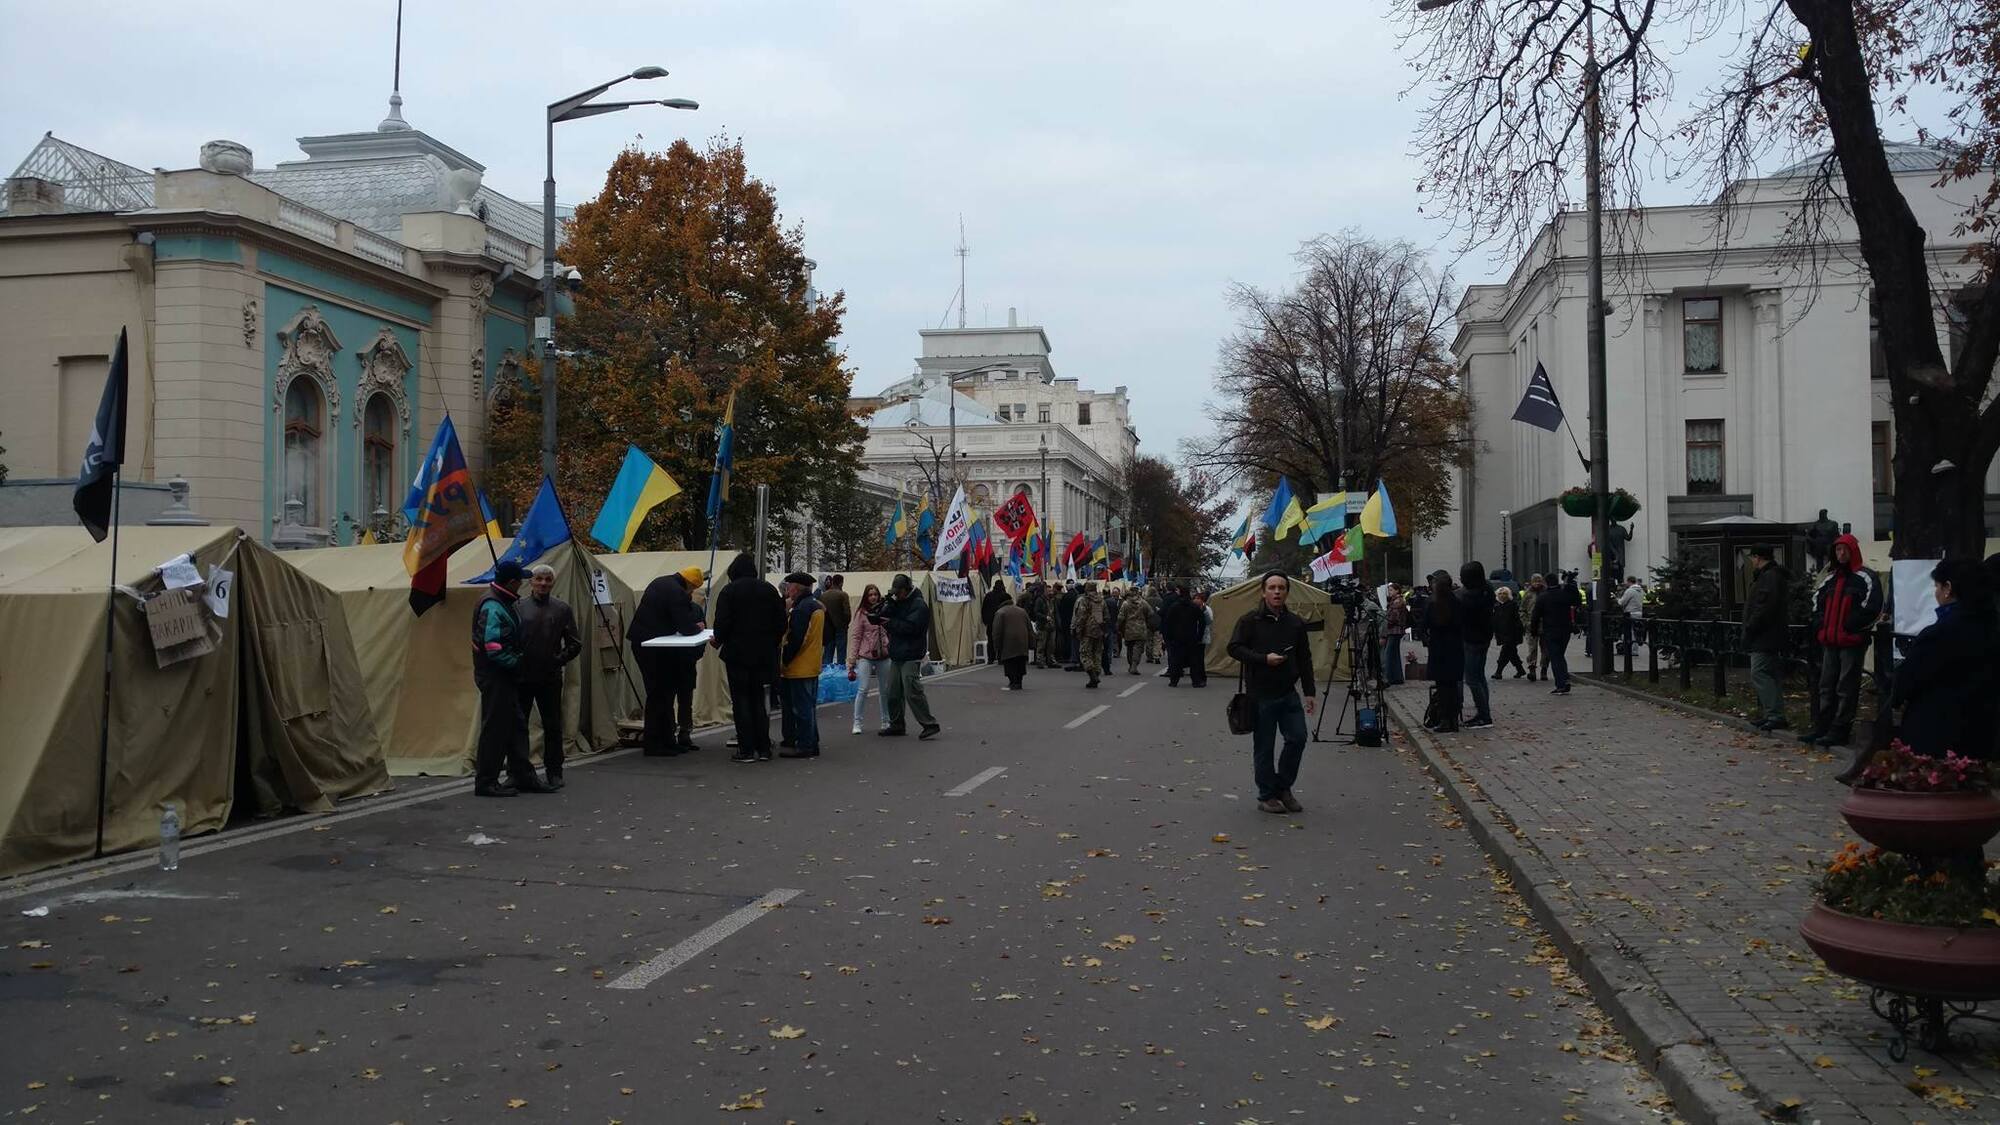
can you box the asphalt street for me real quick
[2,663,1678,1124]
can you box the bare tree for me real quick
[1188,232,1473,541]
[1404,0,2000,561]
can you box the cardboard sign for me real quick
[145,587,215,668]
[935,577,972,603]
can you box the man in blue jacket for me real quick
[472,560,553,797]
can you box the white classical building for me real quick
[855,319,1136,553]
[1414,142,2000,585]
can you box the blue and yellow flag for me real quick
[1230,511,1254,556]
[1299,492,1346,545]
[1360,480,1398,538]
[402,416,485,614]
[591,445,683,552]
[470,475,572,583]
[916,493,936,538]
[705,388,736,524]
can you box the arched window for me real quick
[283,378,324,526]
[363,394,396,519]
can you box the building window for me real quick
[1685,419,1724,495]
[1869,297,1886,380]
[283,378,324,526]
[1077,402,1092,425]
[1038,403,1050,423]
[1872,421,1892,495]
[1683,298,1722,373]
[1014,402,1026,421]
[363,394,397,518]
[997,404,1012,422]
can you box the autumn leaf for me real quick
[505,1097,528,1109]
[378,905,398,915]
[719,1089,767,1111]
[1211,834,1231,844]
[1814,1055,1835,1068]
[922,916,952,925]
[215,1076,236,1087]
[769,1025,806,1039]
[1304,1014,1339,1031]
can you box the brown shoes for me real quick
[1280,791,1303,813]
[1258,797,1287,814]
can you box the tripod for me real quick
[1312,603,1385,745]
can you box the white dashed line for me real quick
[1065,705,1111,729]
[944,766,1009,797]
[605,888,802,990]
[1118,682,1147,699]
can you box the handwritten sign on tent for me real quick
[144,586,215,668]
[934,577,973,603]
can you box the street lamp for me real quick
[936,362,1006,494]
[540,67,698,484]
[1420,0,1611,672]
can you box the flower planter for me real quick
[1558,490,1641,521]
[1840,787,2000,856]
[1800,904,2000,1001]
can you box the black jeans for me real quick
[1544,634,1572,690]
[474,672,534,786]
[1002,654,1028,688]
[1251,692,1308,800]
[518,677,563,777]
[638,652,696,752]
[1494,644,1525,677]
[1817,646,1866,734]
[727,663,773,756]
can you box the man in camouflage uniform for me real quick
[1074,581,1107,689]
[1027,580,1059,669]
[1145,585,1166,663]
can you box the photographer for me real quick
[1227,571,1317,814]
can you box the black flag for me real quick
[1511,361,1564,433]
[72,328,129,542]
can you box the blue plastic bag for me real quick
[818,663,857,704]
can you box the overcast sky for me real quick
[0,0,1474,459]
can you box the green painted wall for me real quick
[259,249,433,325]
[153,234,240,263]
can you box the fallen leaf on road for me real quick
[1211,834,1231,844]
[719,1089,766,1111]
[215,1076,236,1087]
[1814,1056,1835,1069]
[838,965,860,975]
[922,916,952,925]
[1304,1015,1339,1031]
[769,1025,806,1039]
[505,1097,528,1109]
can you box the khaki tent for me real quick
[0,526,387,878]
[285,537,637,776]
[593,550,736,729]
[1202,577,1347,680]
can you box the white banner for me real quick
[931,486,972,570]
[934,576,973,603]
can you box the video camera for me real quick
[1323,575,1366,608]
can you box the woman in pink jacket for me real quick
[846,584,892,735]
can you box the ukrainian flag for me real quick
[590,444,683,552]
[1299,492,1346,544]
[1360,480,1398,538]
[1090,536,1107,564]
[1230,512,1254,556]
[705,388,736,523]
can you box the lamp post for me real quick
[936,362,1006,494]
[1420,0,1610,671]
[540,67,697,484]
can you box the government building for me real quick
[1415,142,2000,586]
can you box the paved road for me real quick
[2,662,1677,1124]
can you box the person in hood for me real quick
[471,560,551,797]
[1456,561,1496,728]
[711,552,786,763]
[1808,534,1883,772]
[981,580,1011,664]
[1741,545,1792,732]
[629,565,706,756]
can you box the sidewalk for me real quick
[1385,674,2000,1124]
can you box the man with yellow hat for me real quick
[630,565,707,756]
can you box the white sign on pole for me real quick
[931,486,972,570]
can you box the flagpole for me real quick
[93,469,120,859]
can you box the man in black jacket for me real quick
[1227,572,1317,815]
[630,565,706,756]
[711,552,786,763]
[1742,545,1792,732]
[515,564,584,788]
[876,573,942,739]
[1530,575,1579,694]
[1162,585,1202,687]
[981,581,1010,664]
[1057,582,1081,671]
[1457,561,1496,728]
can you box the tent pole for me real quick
[93,470,122,859]
[549,482,644,707]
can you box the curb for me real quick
[1384,690,1768,1125]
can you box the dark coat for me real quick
[1427,595,1465,681]
[1741,562,1791,653]
[1457,584,1496,647]
[880,589,932,663]
[991,603,1035,662]
[712,568,786,676]
[1226,604,1316,700]
[1530,584,1578,644]
[1893,603,1999,759]
[1492,598,1526,645]
[1161,596,1202,648]
[820,586,852,638]
[631,574,704,665]
[981,585,1011,628]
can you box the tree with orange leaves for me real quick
[488,138,862,551]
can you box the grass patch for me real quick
[1580,668,1815,732]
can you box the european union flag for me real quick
[467,476,571,584]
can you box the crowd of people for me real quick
[980,578,1216,691]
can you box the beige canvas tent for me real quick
[0,526,387,877]
[1202,576,1347,679]
[285,537,637,776]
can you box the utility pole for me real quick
[1584,11,1612,675]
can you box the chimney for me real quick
[1007,307,1018,328]
[5,177,66,215]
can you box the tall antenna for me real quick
[955,215,970,330]
[378,0,410,132]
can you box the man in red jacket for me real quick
[1810,534,1883,773]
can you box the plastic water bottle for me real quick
[158,804,181,872]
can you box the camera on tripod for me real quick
[1323,576,1365,608]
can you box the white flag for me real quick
[931,486,972,570]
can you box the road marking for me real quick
[606,888,802,990]
[1065,705,1110,729]
[944,767,1008,798]
[1118,682,1147,699]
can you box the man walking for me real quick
[1810,534,1882,770]
[1190,589,1212,687]
[1100,587,1122,676]
[1117,586,1151,674]
[472,560,552,797]
[1492,584,1527,679]
[630,565,705,756]
[1163,585,1201,687]
[1057,581,1081,670]
[515,564,583,789]
[778,573,825,759]
[712,552,786,763]
[878,574,942,740]
[992,592,1034,690]
[1458,561,1496,728]
[981,578,1011,664]
[1522,575,1545,679]
[1227,571,1317,814]
[1616,576,1645,655]
[1074,581,1107,688]
[820,574,851,668]
[1025,580,1055,669]
[1742,545,1793,732]
[1531,573,1579,694]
